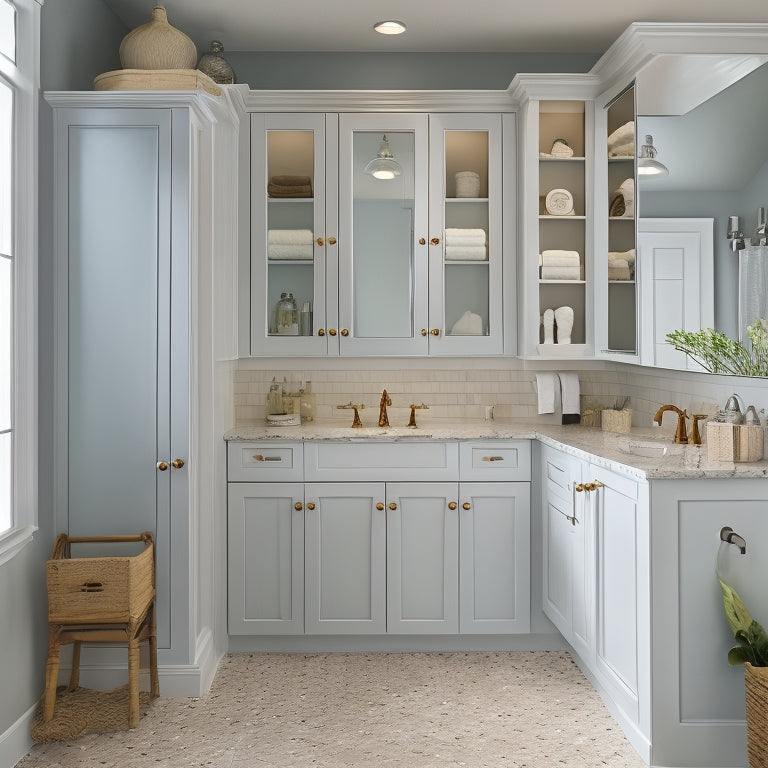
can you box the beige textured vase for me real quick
[119,6,197,70]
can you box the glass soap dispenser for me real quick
[276,292,298,335]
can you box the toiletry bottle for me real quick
[265,377,283,418]
[276,292,298,335]
[300,381,316,423]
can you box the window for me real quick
[0,0,39,564]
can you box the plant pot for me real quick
[745,662,768,768]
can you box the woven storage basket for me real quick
[601,408,632,434]
[46,533,154,625]
[746,663,768,768]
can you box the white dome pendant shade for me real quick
[364,134,402,180]
[637,134,668,176]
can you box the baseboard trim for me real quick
[0,701,37,768]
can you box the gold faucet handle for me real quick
[337,402,366,428]
[406,403,429,428]
[691,413,707,445]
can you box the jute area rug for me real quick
[30,685,153,743]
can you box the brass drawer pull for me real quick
[253,454,281,462]
[483,456,504,462]
[328,236,337,245]
[462,502,471,510]
[316,236,324,246]
[318,329,325,336]
[156,461,169,471]
[430,237,440,245]
[430,328,440,336]
[376,503,385,511]
[448,502,457,510]
[172,458,185,469]
[307,502,316,510]
[575,483,586,492]
[389,502,397,510]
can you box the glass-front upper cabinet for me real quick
[428,114,503,355]
[249,113,339,355]
[604,85,637,354]
[337,113,429,355]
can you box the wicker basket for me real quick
[746,663,768,768]
[601,408,632,434]
[46,533,155,625]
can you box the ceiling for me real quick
[101,0,768,55]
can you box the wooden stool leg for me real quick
[43,626,62,722]
[127,636,140,728]
[149,602,159,699]
[67,641,81,691]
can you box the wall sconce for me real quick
[637,135,668,176]
[728,215,746,252]
[364,135,402,180]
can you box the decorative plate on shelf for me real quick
[545,188,574,216]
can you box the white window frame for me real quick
[0,0,40,566]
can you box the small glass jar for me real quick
[276,292,298,335]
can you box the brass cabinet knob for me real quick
[389,502,397,510]
[328,236,337,245]
[172,458,185,469]
[430,328,440,336]
[575,483,586,492]
[318,329,325,336]
[340,328,349,337]
[156,461,169,471]
[430,237,440,245]
[328,328,337,336]
[448,502,457,510]
[316,236,325,246]
[376,503,385,511]
[584,481,604,492]
[419,237,426,245]
[295,502,303,511]
[421,329,428,336]
[462,502,471,510]
[307,502,316,510]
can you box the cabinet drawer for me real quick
[459,441,531,481]
[227,442,303,482]
[304,441,459,481]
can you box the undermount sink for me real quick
[622,440,687,458]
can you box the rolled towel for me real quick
[445,228,487,242]
[267,244,314,260]
[268,183,312,197]
[608,141,634,158]
[270,175,312,187]
[608,259,631,281]
[541,265,581,280]
[541,249,580,266]
[445,245,487,261]
[550,139,574,158]
[268,229,314,246]
[608,248,635,267]
[607,121,634,150]
[449,310,484,335]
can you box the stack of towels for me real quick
[444,228,487,260]
[539,249,581,280]
[268,229,314,260]
[607,121,635,158]
[608,248,635,281]
[268,175,312,198]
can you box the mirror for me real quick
[636,55,768,375]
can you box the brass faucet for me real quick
[653,404,689,444]
[378,389,392,427]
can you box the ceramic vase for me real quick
[197,41,236,84]
[119,6,197,70]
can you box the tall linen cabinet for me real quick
[47,91,239,695]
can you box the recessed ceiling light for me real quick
[374,20,406,35]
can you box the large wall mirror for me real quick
[635,54,768,376]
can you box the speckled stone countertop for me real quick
[224,419,768,480]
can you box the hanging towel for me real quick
[449,310,484,335]
[559,373,581,424]
[608,248,635,267]
[445,245,488,261]
[267,244,314,260]
[536,373,557,414]
[541,265,581,280]
[268,229,314,246]
[607,121,634,150]
[541,249,580,267]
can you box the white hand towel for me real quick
[541,249,580,265]
[559,373,581,416]
[449,310,484,335]
[445,245,488,261]
[267,229,314,245]
[445,235,487,247]
[608,141,635,158]
[607,121,634,150]
[608,248,635,267]
[445,228,486,241]
[536,373,557,414]
[541,265,581,280]
[267,244,314,260]
[608,260,631,281]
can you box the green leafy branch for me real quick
[719,577,768,666]
[665,319,768,377]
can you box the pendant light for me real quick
[364,134,402,180]
[637,134,668,176]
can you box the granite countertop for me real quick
[224,419,768,480]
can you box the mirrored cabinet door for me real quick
[605,85,637,354]
[428,114,503,355]
[337,113,429,355]
[250,113,338,355]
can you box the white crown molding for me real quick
[507,73,602,105]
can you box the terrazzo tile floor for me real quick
[18,651,646,768]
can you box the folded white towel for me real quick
[450,310,484,335]
[608,248,635,267]
[607,121,634,150]
[541,249,580,267]
[608,141,635,158]
[541,265,581,280]
[445,228,487,242]
[267,229,314,245]
[444,235,487,247]
[608,259,631,280]
[445,245,487,261]
[267,244,314,260]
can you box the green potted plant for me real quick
[719,576,768,767]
